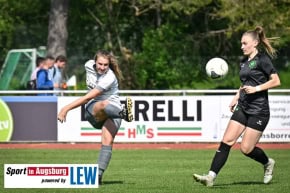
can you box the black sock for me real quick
[210,142,232,175]
[244,146,268,165]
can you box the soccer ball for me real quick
[205,57,229,79]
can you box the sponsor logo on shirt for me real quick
[248,60,257,69]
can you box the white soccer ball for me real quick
[206,57,229,79]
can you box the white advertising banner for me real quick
[57,96,290,142]
[4,164,99,188]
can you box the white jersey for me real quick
[85,60,120,102]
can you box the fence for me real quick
[0,89,290,143]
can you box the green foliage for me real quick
[278,66,290,89]
[0,0,17,62]
[162,0,212,14]
[216,0,290,46]
[0,0,50,68]
[135,24,198,89]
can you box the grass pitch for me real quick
[1,148,290,193]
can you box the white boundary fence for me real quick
[1,89,290,143]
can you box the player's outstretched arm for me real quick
[57,89,101,123]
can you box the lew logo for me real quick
[70,166,98,185]
[0,99,13,141]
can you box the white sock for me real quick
[208,171,217,179]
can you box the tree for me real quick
[0,0,50,69]
[47,0,69,57]
[0,1,15,65]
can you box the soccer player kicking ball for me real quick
[193,26,281,187]
[57,50,133,185]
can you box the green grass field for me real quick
[1,148,290,193]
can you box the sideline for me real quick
[1,142,290,150]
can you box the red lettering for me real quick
[127,128,136,138]
[146,128,154,138]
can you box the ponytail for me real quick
[255,26,277,58]
[244,26,278,58]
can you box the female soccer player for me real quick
[57,50,133,184]
[193,26,281,187]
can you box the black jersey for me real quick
[238,53,277,116]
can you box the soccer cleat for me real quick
[264,158,275,184]
[98,175,102,185]
[193,173,214,187]
[120,97,133,122]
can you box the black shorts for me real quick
[230,106,270,132]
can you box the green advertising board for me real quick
[0,99,13,141]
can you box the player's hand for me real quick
[54,83,60,88]
[57,108,68,123]
[229,98,238,112]
[61,82,67,89]
[229,103,237,112]
[242,85,256,94]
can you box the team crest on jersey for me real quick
[248,60,257,69]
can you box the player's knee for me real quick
[221,138,236,147]
[100,100,109,108]
[240,143,253,154]
[93,100,109,112]
[101,134,114,146]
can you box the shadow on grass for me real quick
[214,181,266,188]
[231,181,265,185]
[102,180,124,185]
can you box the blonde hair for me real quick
[94,50,124,82]
[243,26,277,58]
